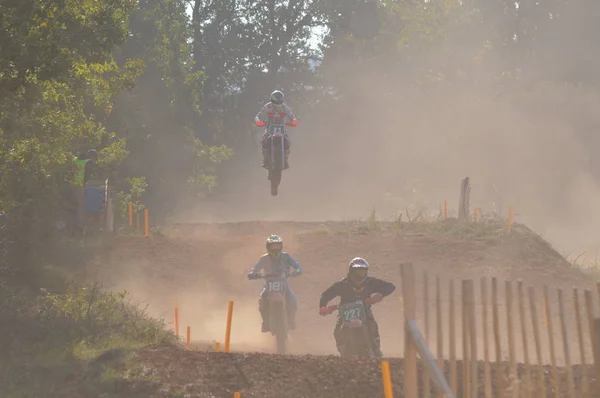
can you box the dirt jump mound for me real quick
[96,220,596,397]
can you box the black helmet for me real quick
[348,257,369,284]
[270,90,284,105]
[87,149,98,160]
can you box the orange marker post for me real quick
[216,342,221,352]
[381,360,394,398]
[225,300,234,353]
[508,205,514,229]
[194,345,199,351]
[234,393,241,398]
[144,208,149,238]
[128,202,133,227]
[174,304,179,338]
[474,207,479,223]
[186,326,191,349]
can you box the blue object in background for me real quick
[85,186,104,213]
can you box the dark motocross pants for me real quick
[261,133,290,152]
[333,316,383,357]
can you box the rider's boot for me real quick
[261,320,270,333]
[333,322,344,355]
[261,149,269,169]
[284,149,290,170]
[372,343,383,357]
[369,322,384,357]
[259,301,269,332]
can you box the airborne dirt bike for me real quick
[324,298,380,357]
[261,121,291,196]
[255,272,295,354]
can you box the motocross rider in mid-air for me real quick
[318,257,396,357]
[254,90,298,170]
[247,235,303,332]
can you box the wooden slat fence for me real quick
[400,263,599,398]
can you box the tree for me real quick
[109,0,232,216]
[0,0,142,277]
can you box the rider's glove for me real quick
[255,120,266,127]
[367,293,384,304]
[319,307,331,316]
[247,273,257,280]
[290,270,302,278]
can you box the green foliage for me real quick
[188,141,234,195]
[0,282,171,397]
[364,207,380,232]
[107,0,231,212]
[116,176,148,221]
[3,0,600,393]
[35,283,167,344]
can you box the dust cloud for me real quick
[183,10,600,265]
[96,223,344,355]
[99,3,600,363]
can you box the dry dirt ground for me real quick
[93,220,598,397]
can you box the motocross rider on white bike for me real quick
[254,90,298,170]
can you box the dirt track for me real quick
[131,343,593,398]
[96,221,598,397]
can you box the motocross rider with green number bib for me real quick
[254,90,298,170]
[247,235,303,333]
[318,257,396,357]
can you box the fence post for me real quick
[492,278,504,398]
[423,271,431,398]
[400,263,418,398]
[505,281,518,398]
[449,279,457,394]
[593,318,600,396]
[458,177,471,220]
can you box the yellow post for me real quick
[186,326,191,349]
[508,206,514,229]
[474,207,479,223]
[144,208,149,238]
[174,302,179,338]
[381,360,394,398]
[128,202,133,227]
[225,300,234,353]
[443,200,447,221]
[174,307,179,337]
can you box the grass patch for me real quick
[319,207,513,239]
[0,281,173,397]
[564,251,600,280]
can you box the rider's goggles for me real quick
[268,243,283,253]
[351,268,368,278]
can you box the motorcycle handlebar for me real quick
[252,273,295,280]
[255,121,296,128]
[324,297,381,315]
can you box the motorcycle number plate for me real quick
[268,124,284,136]
[339,301,365,324]
[267,280,285,292]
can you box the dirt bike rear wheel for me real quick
[270,168,281,196]
[275,330,287,354]
[340,326,372,357]
[269,300,288,354]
